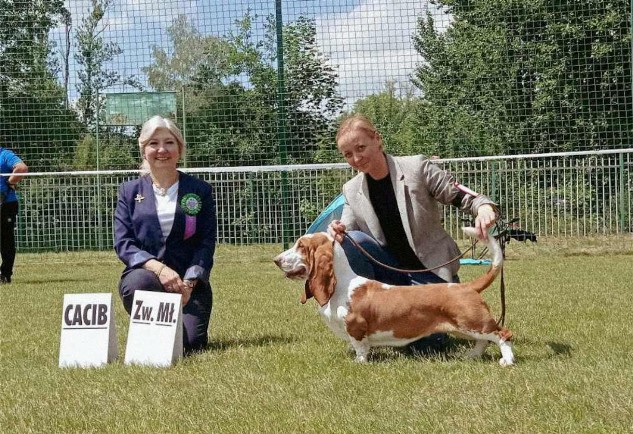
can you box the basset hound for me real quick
[274,227,514,365]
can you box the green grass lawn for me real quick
[1,236,632,433]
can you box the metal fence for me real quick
[1,1,632,173]
[13,149,632,252]
[3,1,633,251]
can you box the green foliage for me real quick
[99,133,138,170]
[413,0,632,156]
[72,134,97,169]
[1,1,632,172]
[71,129,137,171]
[74,0,141,129]
[144,12,345,167]
[144,15,233,93]
[350,81,425,156]
[0,0,83,171]
[280,16,345,162]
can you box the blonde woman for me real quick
[114,115,216,353]
[328,114,498,354]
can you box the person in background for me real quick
[114,115,217,353]
[0,147,28,284]
[327,114,498,353]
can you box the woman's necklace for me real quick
[153,184,168,197]
[151,174,177,197]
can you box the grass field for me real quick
[1,236,632,433]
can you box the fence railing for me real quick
[7,150,632,252]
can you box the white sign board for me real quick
[59,293,118,368]
[124,290,183,367]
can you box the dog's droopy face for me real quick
[274,233,336,306]
[274,234,315,279]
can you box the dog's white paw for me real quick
[355,355,368,363]
[499,357,514,367]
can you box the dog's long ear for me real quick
[306,241,337,307]
[300,239,316,304]
[301,280,312,304]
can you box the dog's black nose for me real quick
[273,256,281,267]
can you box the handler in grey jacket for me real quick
[328,114,498,287]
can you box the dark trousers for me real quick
[340,231,454,285]
[0,201,18,279]
[340,231,457,353]
[119,268,212,353]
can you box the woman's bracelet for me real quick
[155,264,165,277]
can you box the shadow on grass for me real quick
[204,334,297,352]
[512,336,573,360]
[546,341,572,356]
[19,277,94,284]
[364,336,466,363]
[364,337,574,363]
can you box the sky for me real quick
[50,0,450,105]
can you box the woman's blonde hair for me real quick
[335,113,380,144]
[138,115,186,172]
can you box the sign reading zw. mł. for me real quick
[124,290,183,367]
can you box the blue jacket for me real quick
[114,171,217,283]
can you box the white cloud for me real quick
[55,0,198,32]
[51,0,204,95]
[316,0,450,105]
[49,0,451,104]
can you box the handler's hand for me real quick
[159,266,188,299]
[181,280,196,306]
[328,220,346,243]
[474,205,497,240]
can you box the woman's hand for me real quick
[328,220,346,243]
[158,265,184,292]
[158,266,191,304]
[181,280,195,306]
[474,205,497,240]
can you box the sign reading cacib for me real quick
[59,293,118,368]
[124,290,183,367]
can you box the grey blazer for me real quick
[340,154,496,282]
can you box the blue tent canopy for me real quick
[305,193,490,265]
[305,193,346,234]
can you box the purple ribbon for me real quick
[184,215,196,239]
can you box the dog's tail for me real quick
[461,226,503,294]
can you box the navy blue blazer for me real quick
[114,171,217,283]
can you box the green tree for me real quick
[145,12,345,167]
[351,81,423,156]
[143,14,233,113]
[279,16,345,163]
[74,0,141,129]
[143,13,263,166]
[0,0,82,171]
[412,0,632,156]
[71,129,137,170]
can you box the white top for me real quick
[153,182,179,241]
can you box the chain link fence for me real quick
[12,149,631,251]
[1,1,632,250]
[1,0,631,171]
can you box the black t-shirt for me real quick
[366,174,425,269]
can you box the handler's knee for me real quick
[118,268,162,314]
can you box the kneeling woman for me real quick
[114,115,217,353]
